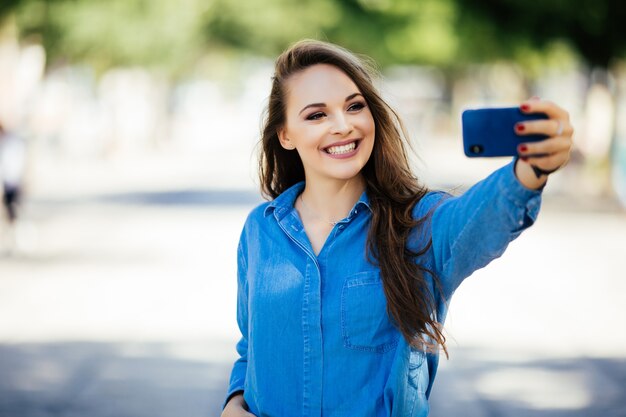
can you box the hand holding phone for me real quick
[462,107,548,157]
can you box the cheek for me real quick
[359,112,375,135]
[287,122,316,144]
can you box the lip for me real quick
[322,138,361,150]
[321,138,362,159]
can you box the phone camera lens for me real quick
[470,145,483,154]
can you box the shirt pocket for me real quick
[340,271,400,353]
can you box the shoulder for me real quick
[242,200,273,231]
[249,200,273,219]
[239,181,303,244]
[412,190,453,220]
[237,201,271,255]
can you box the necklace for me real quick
[299,194,341,226]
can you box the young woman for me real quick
[221,40,573,417]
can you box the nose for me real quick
[330,113,353,135]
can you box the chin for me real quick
[327,165,366,181]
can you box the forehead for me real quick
[284,64,361,109]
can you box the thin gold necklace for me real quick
[299,194,341,226]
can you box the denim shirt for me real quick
[224,160,542,417]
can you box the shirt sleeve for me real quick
[222,237,249,410]
[430,159,542,299]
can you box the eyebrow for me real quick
[298,93,363,115]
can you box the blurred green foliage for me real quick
[456,0,626,68]
[5,0,212,75]
[0,0,623,75]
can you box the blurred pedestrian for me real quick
[0,121,26,238]
[221,40,573,417]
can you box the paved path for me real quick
[1,152,625,416]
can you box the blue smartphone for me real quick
[462,107,548,157]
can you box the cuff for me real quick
[502,159,543,227]
[223,389,245,410]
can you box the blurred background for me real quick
[0,0,625,416]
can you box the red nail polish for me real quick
[516,124,525,132]
[520,104,530,111]
[521,156,529,162]
[518,145,528,152]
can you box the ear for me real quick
[277,128,295,150]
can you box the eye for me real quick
[348,102,366,112]
[306,111,325,121]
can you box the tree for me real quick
[454,0,626,68]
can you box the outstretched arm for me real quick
[429,99,573,298]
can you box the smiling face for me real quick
[278,64,375,185]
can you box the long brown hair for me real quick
[259,39,447,355]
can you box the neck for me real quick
[300,175,366,222]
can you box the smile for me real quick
[323,140,360,155]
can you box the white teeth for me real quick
[326,141,356,155]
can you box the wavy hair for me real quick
[259,39,447,355]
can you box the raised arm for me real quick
[430,99,573,299]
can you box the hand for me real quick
[514,98,574,189]
[221,393,256,417]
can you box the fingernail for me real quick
[518,144,528,152]
[520,104,530,111]
[515,123,525,132]
[521,156,529,162]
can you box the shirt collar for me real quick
[263,181,372,219]
[263,181,305,219]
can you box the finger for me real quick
[520,99,569,121]
[517,137,572,156]
[515,119,573,138]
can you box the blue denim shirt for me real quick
[224,161,542,416]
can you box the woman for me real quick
[221,40,573,417]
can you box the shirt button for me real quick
[518,220,524,226]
